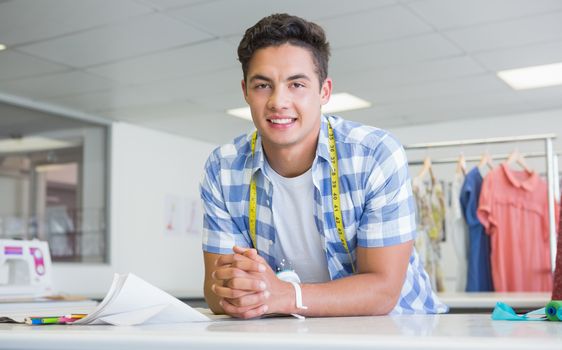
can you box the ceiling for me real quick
[1,0,562,145]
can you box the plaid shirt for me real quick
[201,115,448,314]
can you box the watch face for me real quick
[276,270,300,283]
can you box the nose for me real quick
[266,87,289,111]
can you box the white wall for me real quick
[53,122,216,298]
[390,107,562,175]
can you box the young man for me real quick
[200,14,447,319]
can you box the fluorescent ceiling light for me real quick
[227,92,371,121]
[0,136,78,154]
[0,43,6,51]
[497,62,562,90]
[323,92,371,113]
[226,107,253,121]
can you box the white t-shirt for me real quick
[264,160,331,283]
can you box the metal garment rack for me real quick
[404,134,558,271]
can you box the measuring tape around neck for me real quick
[249,122,355,273]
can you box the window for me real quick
[0,103,109,263]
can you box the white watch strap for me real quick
[289,281,308,319]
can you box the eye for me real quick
[291,82,305,88]
[254,83,271,89]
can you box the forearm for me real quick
[295,272,401,317]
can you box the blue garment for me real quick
[460,167,493,291]
[200,114,448,314]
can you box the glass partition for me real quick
[0,102,109,263]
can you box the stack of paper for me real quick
[73,273,210,326]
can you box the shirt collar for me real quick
[501,163,538,191]
[247,131,265,175]
[249,115,335,175]
[316,115,335,168]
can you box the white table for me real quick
[438,292,552,309]
[1,314,561,350]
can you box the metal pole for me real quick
[404,134,557,150]
[408,150,561,166]
[546,138,557,272]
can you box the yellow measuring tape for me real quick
[249,122,355,273]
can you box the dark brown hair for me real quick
[237,13,330,87]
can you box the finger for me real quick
[241,250,268,265]
[214,282,265,298]
[216,251,257,268]
[233,246,256,255]
[215,253,237,267]
[226,290,270,308]
[212,266,249,281]
[220,298,268,319]
[225,277,267,292]
[212,283,256,299]
[230,259,266,273]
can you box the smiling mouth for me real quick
[267,118,296,125]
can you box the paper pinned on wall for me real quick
[164,195,203,236]
[73,273,210,326]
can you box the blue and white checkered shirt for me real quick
[200,115,448,314]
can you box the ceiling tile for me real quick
[168,0,397,38]
[331,33,462,74]
[357,74,511,104]
[193,92,246,113]
[473,40,562,71]
[17,13,214,67]
[516,85,562,109]
[86,40,237,84]
[407,0,562,30]
[444,11,562,53]
[0,51,69,81]
[0,71,119,99]
[333,56,486,91]
[101,99,207,121]
[0,0,153,45]
[47,67,243,112]
[384,90,529,116]
[138,0,210,10]
[318,5,433,49]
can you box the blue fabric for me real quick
[200,115,448,314]
[460,167,494,292]
[491,302,546,321]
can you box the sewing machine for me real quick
[0,240,54,299]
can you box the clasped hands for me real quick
[211,246,294,319]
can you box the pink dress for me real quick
[477,163,554,292]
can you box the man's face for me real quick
[242,43,332,151]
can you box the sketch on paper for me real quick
[163,195,203,236]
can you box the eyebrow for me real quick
[287,74,311,82]
[248,74,312,82]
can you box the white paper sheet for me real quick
[74,273,210,325]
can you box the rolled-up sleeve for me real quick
[200,152,249,254]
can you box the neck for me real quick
[262,135,318,178]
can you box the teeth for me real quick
[269,118,294,124]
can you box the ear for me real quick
[241,79,249,102]
[320,77,332,106]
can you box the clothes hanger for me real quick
[456,153,467,176]
[506,148,532,173]
[478,151,494,171]
[416,156,436,185]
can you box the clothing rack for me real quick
[404,133,558,271]
[408,150,561,166]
